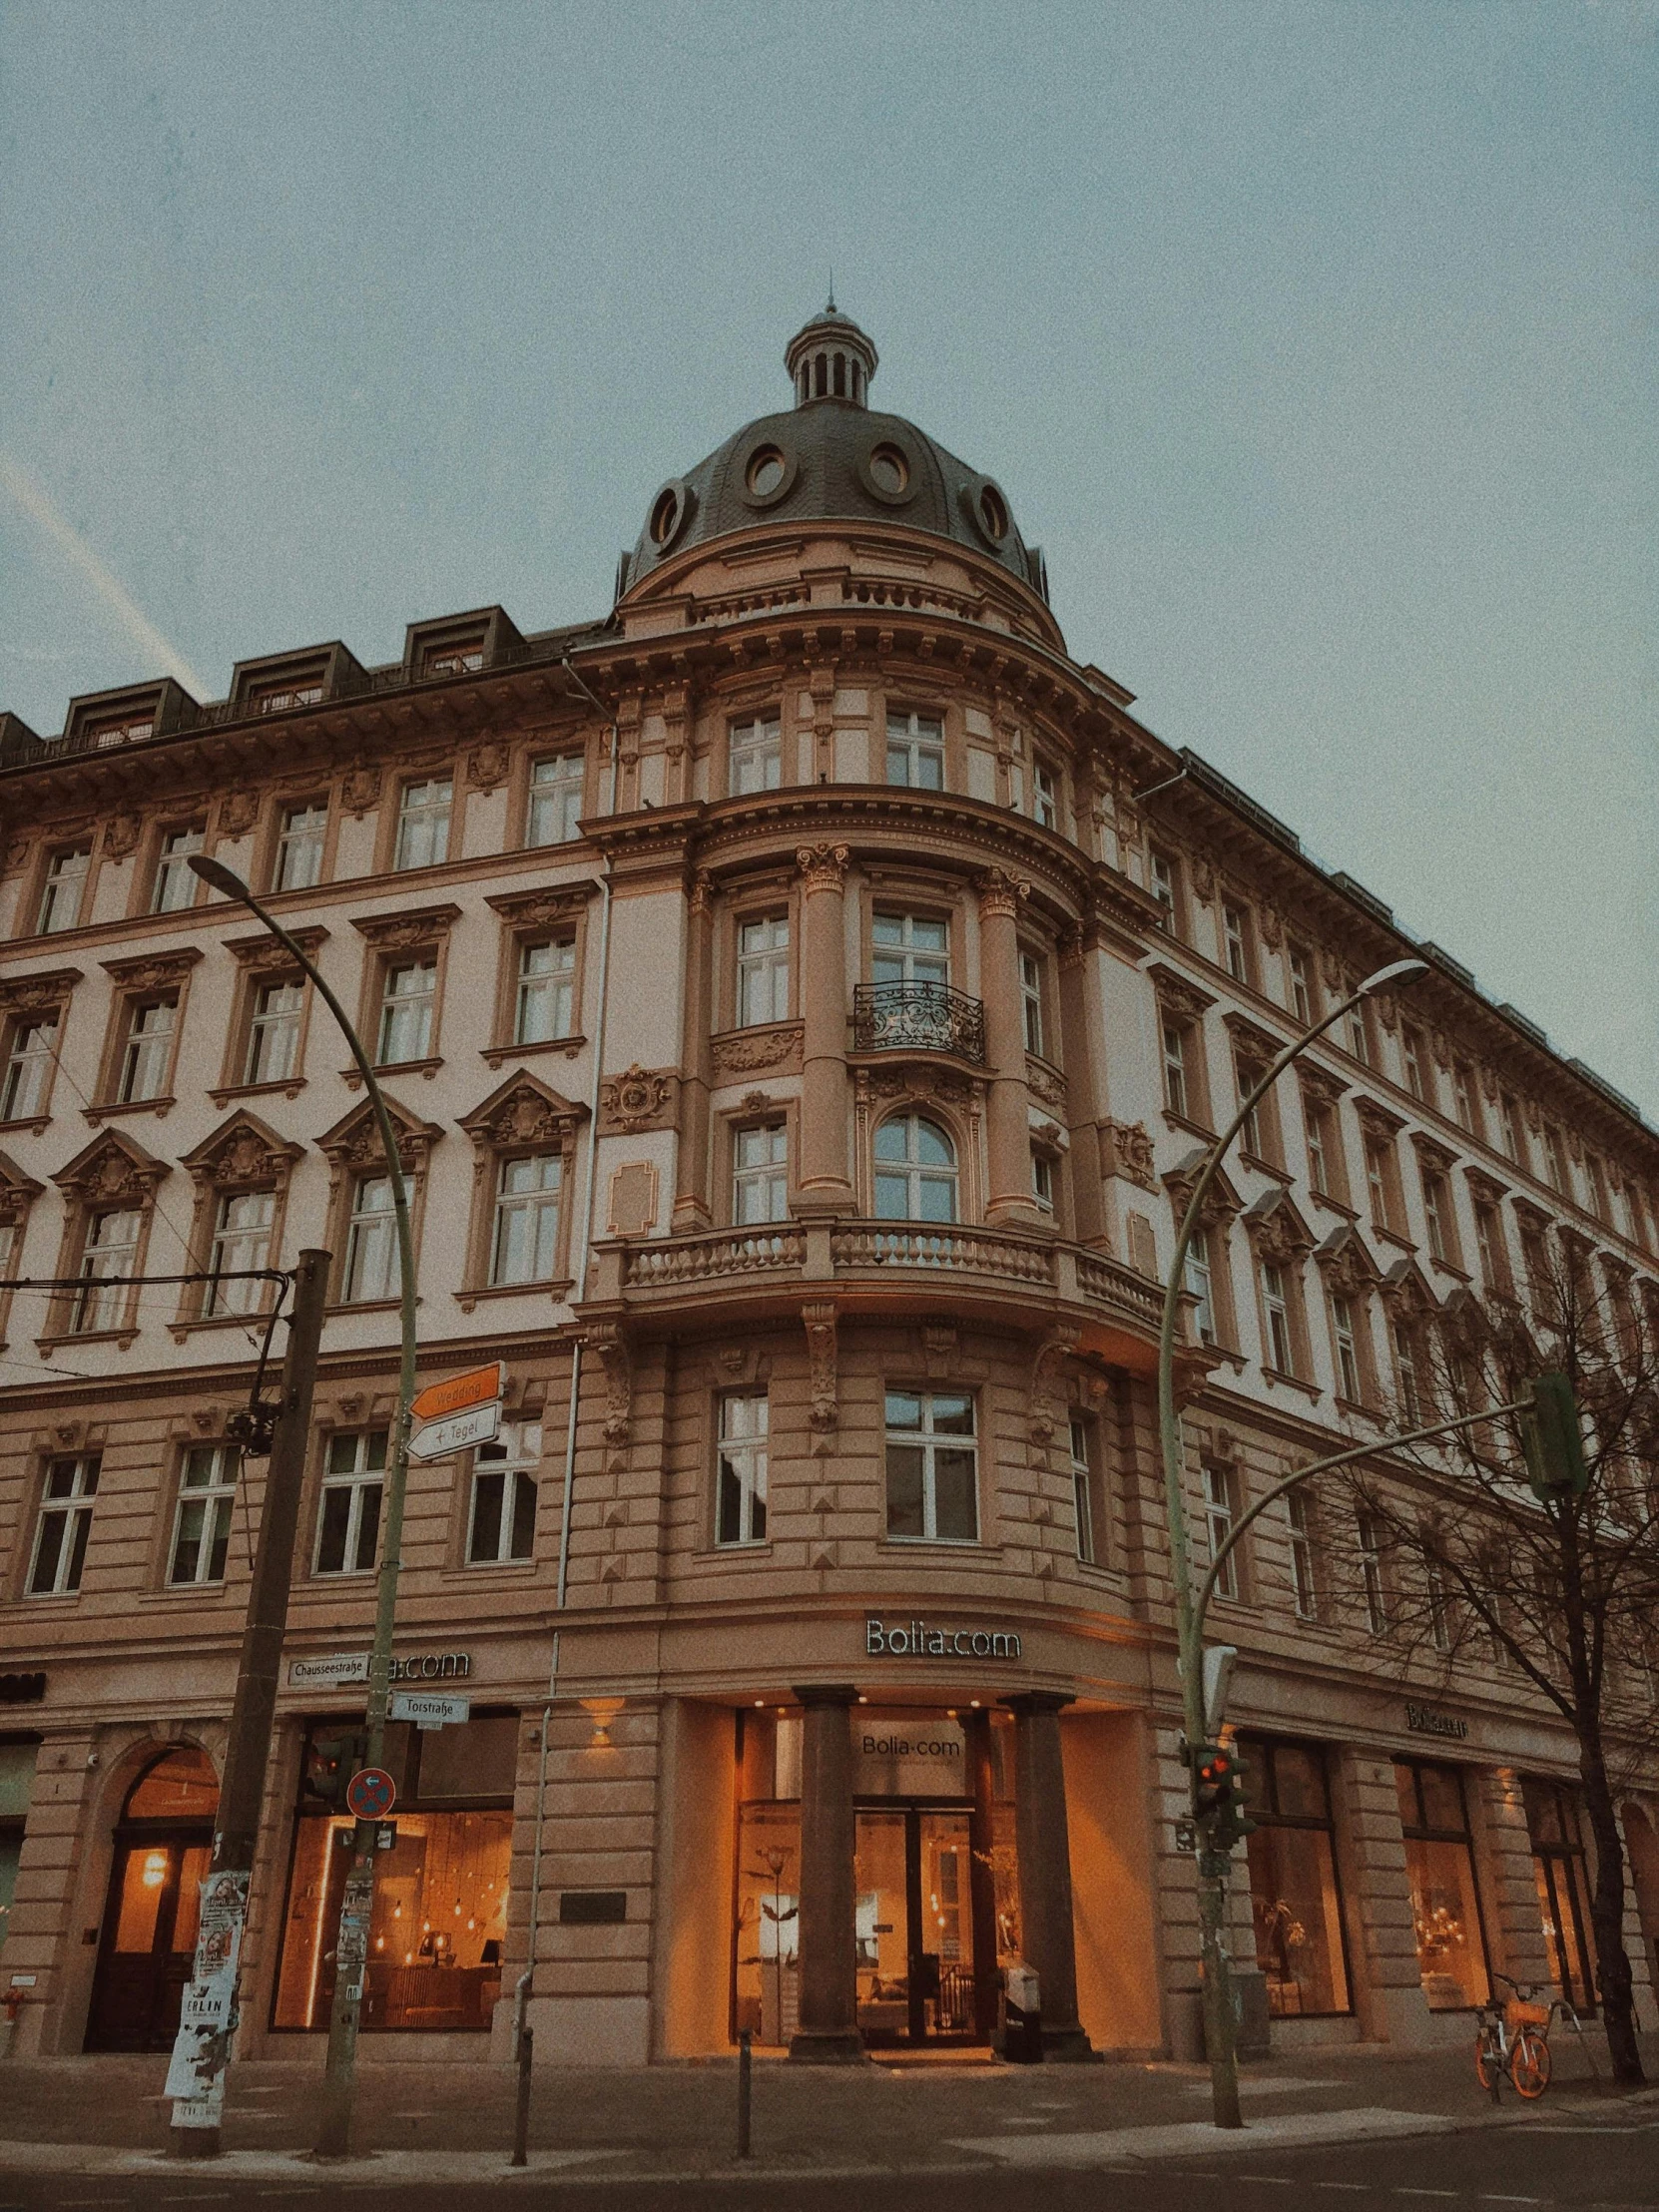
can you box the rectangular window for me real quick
[37,847,91,934]
[27,1453,99,1595]
[1162,1022,1190,1118]
[1287,945,1313,1024]
[1498,1094,1522,1164]
[1031,1150,1055,1215]
[1394,1761,1489,2009]
[1305,1102,1332,1196]
[394,776,452,870]
[1203,1462,1237,1600]
[1185,1238,1217,1346]
[169,1444,238,1585]
[1288,1494,1318,1620]
[1394,1323,1420,1421]
[871,910,949,988]
[737,915,790,1027]
[490,1153,562,1285]
[515,937,576,1044]
[275,802,328,891]
[1358,1511,1387,1633]
[1422,1169,1451,1263]
[1426,1552,1452,1653]
[246,978,303,1085]
[0,1017,57,1121]
[1345,998,1370,1065]
[119,998,177,1102]
[1473,1203,1502,1293]
[1018,951,1045,1056]
[152,827,204,914]
[716,1393,769,1547]
[1262,1263,1294,1374]
[733,1122,788,1225]
[885,711,944,790]
[1332,1295,1361,1400]
[208,1190,275,1315]
[377,959,436,1064]
[1401,1026,1427,1101]
[1031,761,1058,830]
[527,754,585,846]
[1365,1139,1392,1228]
[1236,1050,1263,1158]
[468,1420,540,1563]
[1452,1061,1478,1135]
[729,716,782,797]
[73,1208,140,1333]
[884,1388,977,1543]
[1221,903,1250,985]
[1240,1737,1351,2016]
[1149,851,1178,935]
[1070,1416,1096,1565]
[256,681,323,713]
[342,1174,398,1303]
[315,1429,386,1574]
[1543,1127,1568,1194]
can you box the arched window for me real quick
[124,1747,218,1822]
[833,351,846,396]
[874,1114,957,1223]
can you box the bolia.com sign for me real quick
[865,1616,1023,1660]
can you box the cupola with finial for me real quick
[784,296,878,408]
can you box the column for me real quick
[793,843,855,1214]
[788,1684,863,2061]
[1005,1691,1096,2058]
[1056,926,1109,1248]
[964,1709,1002,2040]
[976,870,1043,1230]
[671,872,715,1233]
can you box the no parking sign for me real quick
[344,1766,396,1821]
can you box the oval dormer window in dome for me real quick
[858,435,918,508]
[748,447,786,498]
[977,483,1009,543]
[738,438,798,510]
[648,478,694,551]
[869,445,907,496]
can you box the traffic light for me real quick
[1189,1740,1257,1852]
[1521,1372,1589,1500]
[304,1730,366,1808]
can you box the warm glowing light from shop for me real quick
[142,1851,168,1888]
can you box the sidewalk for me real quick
[0,2030,1648,2183]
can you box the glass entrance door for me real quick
[86,1835,212,2050]
[854,1807,976,2045]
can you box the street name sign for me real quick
[287,1651,370,1688]
[388,1689,471,1731]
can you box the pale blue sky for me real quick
[2,2,1654,1113]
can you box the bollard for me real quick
[510,2022,533,2167]
[737,2026,753,2158]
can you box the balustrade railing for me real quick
[621,1227,805,1288]
[831,1222,1055,1284]
[851,982,986,1064]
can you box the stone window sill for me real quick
[168,1309,280,1344]
[1427,1253,1470,1282]
[0,1114,51,1136]
[1309,1189,1357,1219]
[323,1296,425,1318]
[693,1542,774,1561]
[36,1328,137,1354]
[479,1034,587,1068]
[1162,1108,1217,1143]
[1372,1221,1416,1253]
[1239,1149,1292,1186]
[438,1559,539,1584]
[453,1279,573,1313]
[342,1057,441,1088]
[84,1095,174,1123]
[209,1076,307,1107]
[1262,1365,1321,1399]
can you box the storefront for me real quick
[0,1736,41,1969]
[273,1714,517,2034]
[1523,1777,1596,2014]
[1394,1758,1490,2010]
[1237,1735,1352,2020]
[85,1746,220,2052]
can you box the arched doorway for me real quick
[85,1747,218,2052]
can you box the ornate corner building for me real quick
[1,308,1656,2069]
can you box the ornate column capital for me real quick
[974,868,1031,921]
[796,841,851,893]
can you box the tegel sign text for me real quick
[865,1617,1022,1660]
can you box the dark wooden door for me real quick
[86,1830,213,2051]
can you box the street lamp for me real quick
[187,852,417,2159]
[1156,954,1427,2127]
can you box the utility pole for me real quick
[169,1248,330,2157]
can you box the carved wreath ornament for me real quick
[600,1065,675,1135]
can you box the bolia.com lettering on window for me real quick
[865,1617,1022,1659]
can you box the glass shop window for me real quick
[1394,1758,1490,2009]
[273,1715,517,2033]
[1522,1777,1597,2015]
[1238,1735,1352,2016]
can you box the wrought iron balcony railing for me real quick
[851,982,986,1064]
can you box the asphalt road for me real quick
[4,2113,1658,2212]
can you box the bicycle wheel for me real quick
[1474,2026,1500,2094]
[1510,2028,1551,2099]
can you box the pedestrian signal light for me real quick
[1521,1372,1589,1500]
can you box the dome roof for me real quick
[623,308,1048,601]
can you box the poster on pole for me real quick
[165,1869,249,2123]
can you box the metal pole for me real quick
[510,1638,557,2169]
[737,2027,753,2158]
[168,1248,330,2158]
[1153,957,1425,2130]
[186,857,419,2164]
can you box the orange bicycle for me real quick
[1474,1972,1566,2101]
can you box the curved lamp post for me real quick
[1157,954,1427,2127]
[188,852,416,2159]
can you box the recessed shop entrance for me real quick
[85,1748,219,2053]
[854,1806,977,2044]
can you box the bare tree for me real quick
[1329,1243,1659,2085]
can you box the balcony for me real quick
[851,982,986,1064]
[587,1218,1164,1369]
